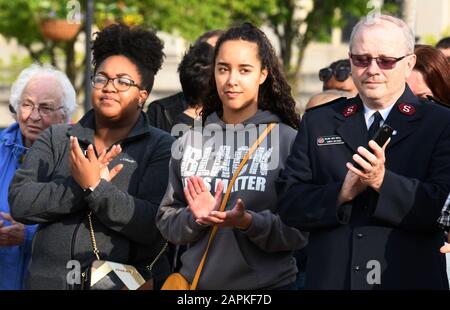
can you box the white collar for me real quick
[363,102,395,129]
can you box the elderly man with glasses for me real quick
[0,63,76,289]
[276,14,450,289]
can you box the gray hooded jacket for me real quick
[156,110,308,289]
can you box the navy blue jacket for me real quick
[277,87,450,289]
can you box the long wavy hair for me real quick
[413,45,450,106]
[202,22,299,128]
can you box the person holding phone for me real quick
[276,14,450,289]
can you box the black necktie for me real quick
[368,111,383,140]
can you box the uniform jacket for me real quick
[0,123,37,289]
[9,110,174,289]
[157,110,308,289]
[277,87,450,289]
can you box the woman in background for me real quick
[407,44,450,106]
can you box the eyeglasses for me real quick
[91,74,142,92]
[19,102,63,117]
[319,66,351,82]
[349,54,411,70]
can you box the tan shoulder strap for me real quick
[190,123,275,290]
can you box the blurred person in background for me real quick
[168,42,214,138]
[305,59,357,110]
[306,90,354,110]
[0,63,76,289]
[319,59,358,96]
[436,37,450,60]
[147,29,223,133]
[406,44,450,106]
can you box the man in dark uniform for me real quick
[277,14,450,289]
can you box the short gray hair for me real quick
[349,14,415,54]
[9,63,77,123]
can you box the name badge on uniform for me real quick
[317,135,344,146]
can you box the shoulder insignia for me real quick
[398,103,416,116]
[305,96,347,113]
[342,103,359,117]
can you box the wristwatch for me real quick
[83,180,101,194]
[83,186,95,194]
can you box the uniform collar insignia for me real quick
[398,103,416,116]
[342,104,358,117]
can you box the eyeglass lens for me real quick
[350,55,402,69]
[319,68,333,82]
[319,67,350,82]
[334,67,351,82]
[20,103,59,116]
[92,75,136,91]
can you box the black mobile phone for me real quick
[372,124,394,147]
[353,124,394,169]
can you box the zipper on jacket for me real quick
[69,216,84,290]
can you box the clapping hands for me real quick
[183,176,252,230]
[69,136,123,190]
[0,212,25,246]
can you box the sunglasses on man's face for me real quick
[349,54,411,70]
[319,66,351,82]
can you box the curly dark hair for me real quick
[194,29,224,45]
[92,23,165,93]
[178,42,214,107]
[202,22,299,129]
